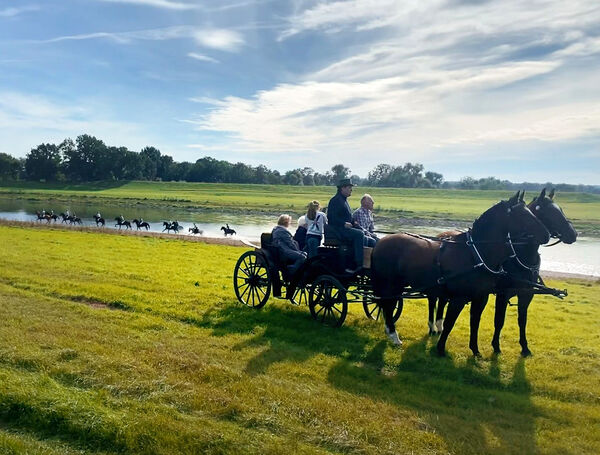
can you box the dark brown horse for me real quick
[491,188,577,356]
[371,192,550,355]
[132,219,150,230]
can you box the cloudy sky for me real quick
[1,0,599,184]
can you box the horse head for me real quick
[529,188,577,244]
[473,191,549,245]
[505,191,550,245]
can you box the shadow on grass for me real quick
[199,303,372,376]
[327,335,538,454]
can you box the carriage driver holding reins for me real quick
[327,178,365,274]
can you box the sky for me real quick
[0,0,599,184]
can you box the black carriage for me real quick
[233,232,407,327]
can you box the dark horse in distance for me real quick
[132,219,150,230]
[221,224,236,236]
[371,192,550,355]
[115,217,132,230]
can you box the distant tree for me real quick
[350,174,362,185]
[25,143,62,181]
[158,154,174,181]
[61,135,107,181]
[283,169,303,185]
[331,164,350,183]
[367,164,393,186]
[459,176,477,189]
[313,172,332,185]
[140,146,161,180]
[0,152,22,180]
[425,171,443,187]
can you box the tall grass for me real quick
[1,225,599,454]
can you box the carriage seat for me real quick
[260,232,297,283]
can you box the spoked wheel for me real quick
[363,298,403,322]
[233,251,271,308]
[290,285,310,306]
[309,275,348,327]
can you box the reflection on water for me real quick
[1,198,599,277]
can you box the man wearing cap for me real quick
[326,178,365,274]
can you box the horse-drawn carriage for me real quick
[233,189,576,356]
[233,229,417,328]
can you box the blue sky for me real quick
[1,0,599,184]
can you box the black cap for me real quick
[337,178,355,188]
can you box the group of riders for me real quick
[271,178,377,276]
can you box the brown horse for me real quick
[491,188,577,356]
[371,191,550,356]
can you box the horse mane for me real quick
[472,200,507,233]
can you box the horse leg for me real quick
[491,292,509,354]
[435,296,447,333]
[469,294,489,357]
[436,297,467,356]
[382,298,402,346]
[518,291,534,357]
[427,296,436,335]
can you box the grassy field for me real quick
[1,181,599,235]
[1,225,599,454]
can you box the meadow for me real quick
[0,225,599,454]
[1,181,600,235]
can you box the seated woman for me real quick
[305,200,328,258]
[293,214,308,251]
[272,214,307,276]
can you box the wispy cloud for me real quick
[187,53,220,63]
[0,5,39,17]
[38,25,245,52]
[190,0,600,170]
[193,29,244,52]
[97,0,198,10]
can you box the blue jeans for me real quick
[306,234,322,258]
[339,227,365,268]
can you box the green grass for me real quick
[1,181,599,235]
[1,225,599,454]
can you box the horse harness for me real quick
[398,231,566,299]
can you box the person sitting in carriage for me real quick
[293,214,308,251]
[326,178,365,274]
[272,214,307,276]
[352,193,378,247]
[305,200,327,258]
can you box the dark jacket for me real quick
[272,226,301,259]
[327,191,352,231]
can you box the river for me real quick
[1,198,599,278]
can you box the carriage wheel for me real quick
[233,251,271,308]
[363,298,403,322]
[309,275,348,327]
[290,285,309,306]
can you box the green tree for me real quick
[425,171,443,187]
[0,153,22,180]
[331,164,350,183]
[25,143,62,181]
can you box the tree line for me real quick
[0,134,598,193]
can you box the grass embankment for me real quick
[2,181,599,235]
[1,225,599,454]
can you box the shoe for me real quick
[344,267,362,275]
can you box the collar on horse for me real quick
[436,229,507,285]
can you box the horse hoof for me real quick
[521,349,532,357]
[385,328,402,346]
